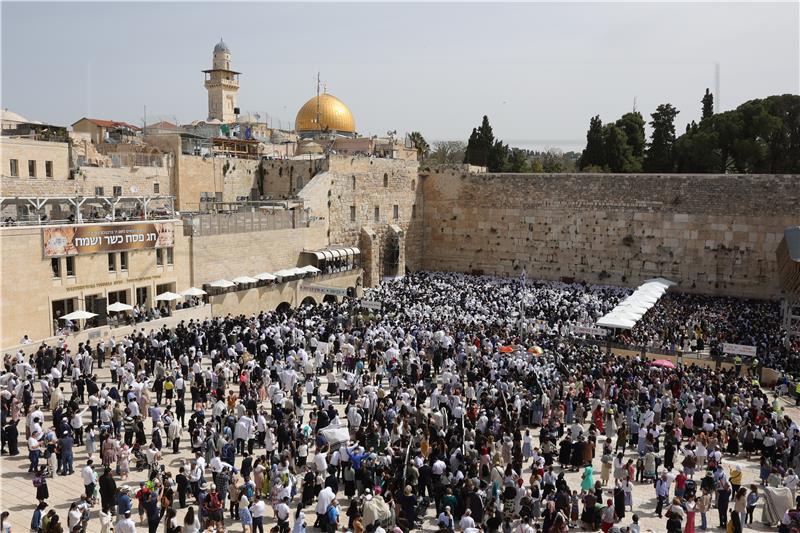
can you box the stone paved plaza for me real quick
[0,360,787,533]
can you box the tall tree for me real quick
[429,141,466,165]
[487,140,509,172]
[602,124,636,172]
[615,112,646,163]
[464,115,495,167]
[408,131,429,161]
[702,88,714,121]
[644,103,680,172]
[579,115,605,170]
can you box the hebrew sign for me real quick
[43,222,174,257]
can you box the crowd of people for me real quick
[1,271,799,533]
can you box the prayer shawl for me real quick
[761,486,792,525]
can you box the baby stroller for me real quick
[131,444,148,472]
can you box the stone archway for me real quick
[300,296,317,307]
[276,302,292,314]
[323,294,338,304]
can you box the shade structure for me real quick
[300,265,321,273]
[232,276,258,284]
[60,310,98,320]
[209,279,235,288]
[596,278,675,330]
[107,302,133,312]
[181,287,207,297]
[650,359,677,369]
[254,272,277,281]
[155,291,182,302]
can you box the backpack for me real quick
[207,491,221,511]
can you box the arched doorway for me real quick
[300,296,316,307]
[323,294,338,304]
[276,302,292,314]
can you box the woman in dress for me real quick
[85,424,97,460]
[117,444,131,480]
[683,495,697,533]
[34,465,49,502]
[580,464,594,494]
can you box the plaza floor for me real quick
[0,361,788,533]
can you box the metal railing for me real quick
[183,208,310,236]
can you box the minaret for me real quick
[203,39,240,122]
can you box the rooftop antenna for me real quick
[633,97,637,113]
[714,62,720,113]
[316,71,321,127]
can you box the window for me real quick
[113,186,122,197]
[65,256,75,277]
[153,182,160,194]
[374,206,380,222]
[412,204,417,218]
[156,249,164,266]
[9,159,19,177]
[51,258,61,278]
[28,160,36,177]
[350,205,356,222]
[393,205,399,220]
[166,247,174,265]
[120,252,128,271]
[45,161,53,178]
[94,186,104,196]
[108,253,116,272]
[352,176,356,190]
[383,173,388,187]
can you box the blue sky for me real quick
[2,2,798,150]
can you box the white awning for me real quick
[155,291,182,302]
[254,272,277,281]
[209,279,235,288]
[305,250,325,260]
[107,302,134,312]
[60,310,98,320]
[232,276,258,284]
[329,249,344,259]
[322,250,334,261]
[300,265,321,273]
[181,287,207,297]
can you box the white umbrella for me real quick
[181,287,207,297]
[209,279,235,288]
[60,310,98,321]
[154,291,182,302]
[254,272,277,281]
[301,265,321,273]
[107,302,133,312]
[232,276,258,284]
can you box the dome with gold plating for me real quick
[295,93,355,134]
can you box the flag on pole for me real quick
[521,267,526,286]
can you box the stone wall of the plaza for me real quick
[260,158,328,199]
[419,168,800,298]
[188,224,328,285]
[298,155,423,284]
[0,219,191,348]
[175,154,260,212]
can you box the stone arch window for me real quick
[383,173,388,187]
[352,175,356,190]
[411,179,416,190]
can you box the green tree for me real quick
[464,115,495,167]
[579,115,605,170]
[408,131,429,161]
[602,124,637,172]
[702,88,714,121]
[615,112,646,164]
[644,103,680,172]
[488,140,509,172]
[429,141,466,165]
[530,159,544,173]
[506,148,530,172]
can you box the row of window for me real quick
[51,249,174,278]
[9,159,53,178]
[93,183,159,197]
[349,204,416,223]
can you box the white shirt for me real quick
[82,464,95,486]
[251,500,267,518]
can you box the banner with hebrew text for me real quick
[42,222,174,257]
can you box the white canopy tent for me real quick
[60,310,98,321]
[254,272,277,281]
[107,302,133,312]
[209,279,235,288]
[155,291,182,302]
[596,278,676,330]
[181,287,207,297]
[232,276,259,284]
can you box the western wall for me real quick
[417,167,800,298]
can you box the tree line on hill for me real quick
[408,92,798,174]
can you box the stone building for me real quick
[203,39,240,123]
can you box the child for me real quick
[569,490,580,528]
[627,513,640,533]
[745,485,759,525]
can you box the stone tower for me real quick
[203,39,240,122]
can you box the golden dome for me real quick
[295,93,355,134]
